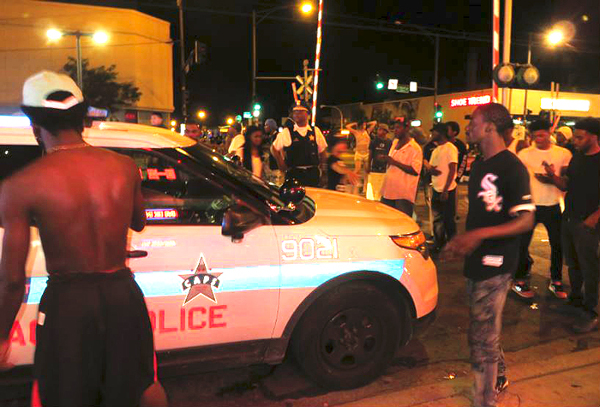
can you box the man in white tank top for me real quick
[347,120,377,194]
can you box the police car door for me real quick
[121,149,280,354]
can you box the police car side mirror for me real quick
[221,204,264,242]
[230,155,242,166]
[279,177,306,206]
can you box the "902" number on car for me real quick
[281,237,339,261]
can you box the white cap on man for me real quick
[22,71,84,109]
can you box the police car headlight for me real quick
[391,232,429,260]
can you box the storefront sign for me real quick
[450,94,491,108]
[540,98,590,112]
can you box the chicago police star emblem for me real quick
[179,254,222,305]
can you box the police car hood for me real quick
[305,188,420,236]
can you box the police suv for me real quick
[0,120,437,389]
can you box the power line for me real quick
[0,40,174,53]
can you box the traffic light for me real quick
[376,81,385,90]
[253,103,262,111]
[493,63,540,89]
[434,103,443,122]
[194,41,207,65]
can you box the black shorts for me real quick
[33,268,155,407]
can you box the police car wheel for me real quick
[291,282,403,389]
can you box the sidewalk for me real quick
[336,347,600,407]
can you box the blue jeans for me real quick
[562,217,600,317]
[467,273,511,407]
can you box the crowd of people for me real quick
[210,101,600,407]
[2,69,599,407]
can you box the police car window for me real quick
[121,150,233,226]
[0,145,42,181]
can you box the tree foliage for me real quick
[62,57,141,112]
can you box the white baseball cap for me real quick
[22,71,84,110]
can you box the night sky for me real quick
[57,0,600,126]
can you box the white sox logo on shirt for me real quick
[477,173,503,212]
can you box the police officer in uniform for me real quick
[271,101,328,187]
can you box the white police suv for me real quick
[0,120,437,389]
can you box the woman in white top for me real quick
[346,120,377,194]
[237,125,267,179]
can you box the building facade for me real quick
[0,0,173,123]
[337,88,600,141]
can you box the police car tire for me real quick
[291,282,403,389]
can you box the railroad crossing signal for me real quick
[296,75,313,96]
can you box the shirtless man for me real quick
[0,71,166,407]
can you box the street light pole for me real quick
[434,34,439,105]
[523,33,532,117]
[320,104,343,131]
[502,0,513,108]
[177,0,188,120]
[252,3,314,105]
[252,10,257,103]
[75,32,83,90]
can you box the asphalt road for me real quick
[162,184,600,407]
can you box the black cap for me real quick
[430,122,448,134]
[528,119,551,132]
[575,117,600,137]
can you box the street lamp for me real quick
[547,29,564,47]
[226,118,234,125]
[46,29,110,91]
[197,110,207,120]
[320,105,344,133]
[300,2,313,14]
[252,3,315,103]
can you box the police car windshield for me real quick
[181,143,284,205]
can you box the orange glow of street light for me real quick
[197,110,207,119]
[46,29,63,41]
[300,2,314,14]
[226,118,234,125]
[547,30,564,46]
[92,31,109,44]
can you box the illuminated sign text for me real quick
[146,209,179,220]
[450,95,491,108]
[540,98,590,112]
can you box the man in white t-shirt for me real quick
[429,123,459,251]
[515,119,572,299]
[271,101,327,187]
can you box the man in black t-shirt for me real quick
[447,121,468,182]
[550,118,600,333]
[366,123,391,200]
[444,104,534,407]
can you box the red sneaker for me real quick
[549,281,568,299]
[512,281,534,299]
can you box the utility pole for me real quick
[177,0,188,120]
[303,59,310,103]
[252,10,257,103]
[523,32,532,116]
[502,0,512,108]
[75,32,83,91]
[434,35,439,105]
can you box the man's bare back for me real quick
[1,146,145,275]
